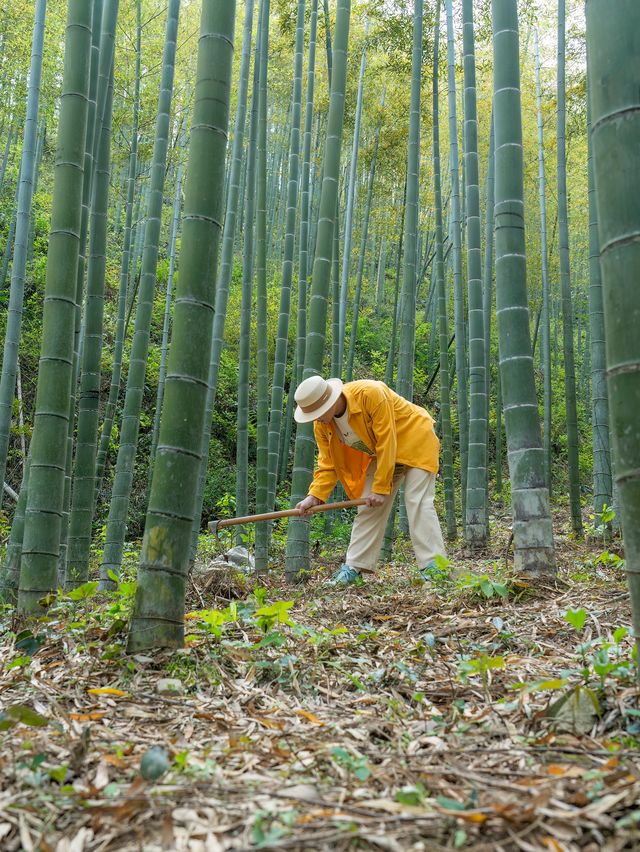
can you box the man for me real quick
[294,375,446,586]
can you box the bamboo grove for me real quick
[0,0,638,662]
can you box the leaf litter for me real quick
[0,513,639,851]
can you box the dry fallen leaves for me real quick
[0,513,639,850]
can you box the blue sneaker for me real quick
[419,559,441,583]
[327,564,363,587]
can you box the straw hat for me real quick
[294,376,343,423]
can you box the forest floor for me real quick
[0,509,638,851]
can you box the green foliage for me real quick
[0,704,49,731]
[331,746,371,781]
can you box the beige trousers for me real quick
[345,462,446,574]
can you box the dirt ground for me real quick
[0,514,638,851]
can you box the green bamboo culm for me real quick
[0,456,31,602]
[385,182,405,388]
[445,0,468,521]
[152,117,187,466]
[0,128,14,195]
[395,0,422,404]
[57,0,104,583]
[236,0,263,543]
[265,0,306,518]
[127,0,236,651]
[99,0,181,588]
[556,0,582,535]
[296,0,319,390]
[346,90,384,382]
[17,0,94,614]
[95,0,143,495]
[491,0,555,576]
[482,116,494,495]
[188,0,255,565]
[285,0,352,582]
[586,96,612,523]
[534,29,552,494]
[337,28,366,376]
[586,0,640,678]
[0,0,46,498]
[66,53,117,588]
[254,0,271,571]
[432,0,456,541]
[462,0,487,545]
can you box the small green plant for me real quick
[331,747,371,781]
[455,569,509,600]
[585,504,616,539]
[185,603,237,639]
[457,652,506,698]
[395,782,429,806]
[253,600,294,632]
[251,809,297,847]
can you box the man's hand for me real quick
[296,495,324,516]
[365,492,387,508]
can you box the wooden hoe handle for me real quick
[208,498,367,532]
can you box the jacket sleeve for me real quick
[368,392,397,495]
[308,423,338,501]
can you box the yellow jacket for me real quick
[309,380,440,502]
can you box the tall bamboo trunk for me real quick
[346,90,384,382]
[296,0,319,393]
[285,0,351,581]
[586,0,640,675]
[265,0,306,521]
[66,44,117,587]
[95,0,143,494]
[491,0,555,577]
[254,0,271,570]
[127,0,236,650]
[57,0,104,584]
[0,0,46,499]
[188,0,256,564]
[445,0,468,522]
[462,0,487,545]
[337,30,366,376]
[586,97,612,523]
[99,0,181,586]
[17,0,94,613]
[396,1,422,404]
[533,29,552,495]
[433,0,456,540]
[557,0,582,535]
